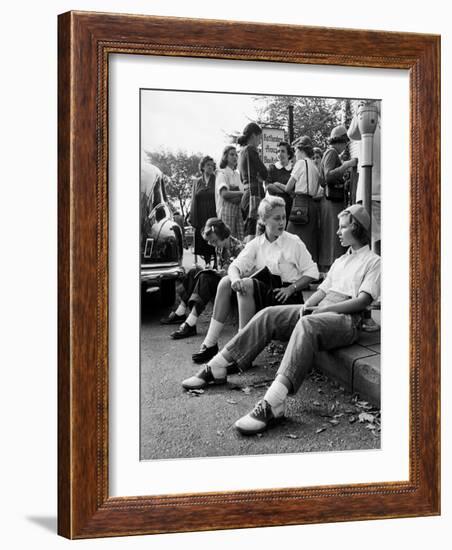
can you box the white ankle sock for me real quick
[264,380,288,409]
[185,308,198,327]
[175,302,187,316]
[203,319,224,348]
[208,352,229,378]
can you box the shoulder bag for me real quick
[289,159,310,224]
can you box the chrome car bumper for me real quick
[141,263,185,284]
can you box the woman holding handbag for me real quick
[285,136,320,262]
[318,125,358,272]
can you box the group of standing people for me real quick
[187,121,359,272]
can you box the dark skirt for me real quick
[318,197,344,270]
[286,196,319,262]
[252,274,304,313]
[194,228,215,260]
[241,186,264,237]
[180,267,222,316]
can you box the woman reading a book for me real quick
[191,195,319,364]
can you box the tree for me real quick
[144,149,202,217]
[253,95,343,152]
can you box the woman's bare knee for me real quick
[217,275,232,294]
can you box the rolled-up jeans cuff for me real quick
[222,333,267,371]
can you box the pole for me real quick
[357,102,378,245]
[288,105,294,143]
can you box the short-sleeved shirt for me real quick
[318,244,380,301]
[291,158,320,196]
[215,166,242,217]
[230,231,319,283]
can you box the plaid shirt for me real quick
[216,237,244,271]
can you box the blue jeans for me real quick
[223,305,359,394]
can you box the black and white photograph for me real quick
[140,89,382,460]
[3,0,446,546]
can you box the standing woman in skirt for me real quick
[265,140,294,224]
[237,123,268,242]
[318,126,358,272]
[215,145,244,241]
[285,136,320,262]
[189,156,218,265]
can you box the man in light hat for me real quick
[318,125,359,272]
[182,204,380,435]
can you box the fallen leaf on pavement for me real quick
[316,427,326,434]
[357,401,373,410]
[241,387,252,395]
[359,412,375,423]
[285,434,298,439]
[329,419,340,426]
[226,399,237,405]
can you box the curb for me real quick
[314,330,381,407]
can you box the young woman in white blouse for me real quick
[191,195,319,363]
[285,136,321,262]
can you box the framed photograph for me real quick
[58,11,440,538]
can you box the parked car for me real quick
[184,225,194,249]
[141,163,185,305]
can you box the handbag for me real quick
[289,160,310,224]
[324,182,345,202]
[321,149,345,203]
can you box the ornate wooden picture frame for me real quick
[58,11,440,539]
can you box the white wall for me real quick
[1,1,449,548]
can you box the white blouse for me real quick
[215,166,242,217]
[318,245,380,301]
[291,158,320,196]
[230,231,319,283]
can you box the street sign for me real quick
[261,127,285,167]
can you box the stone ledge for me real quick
[314,332,381,407]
